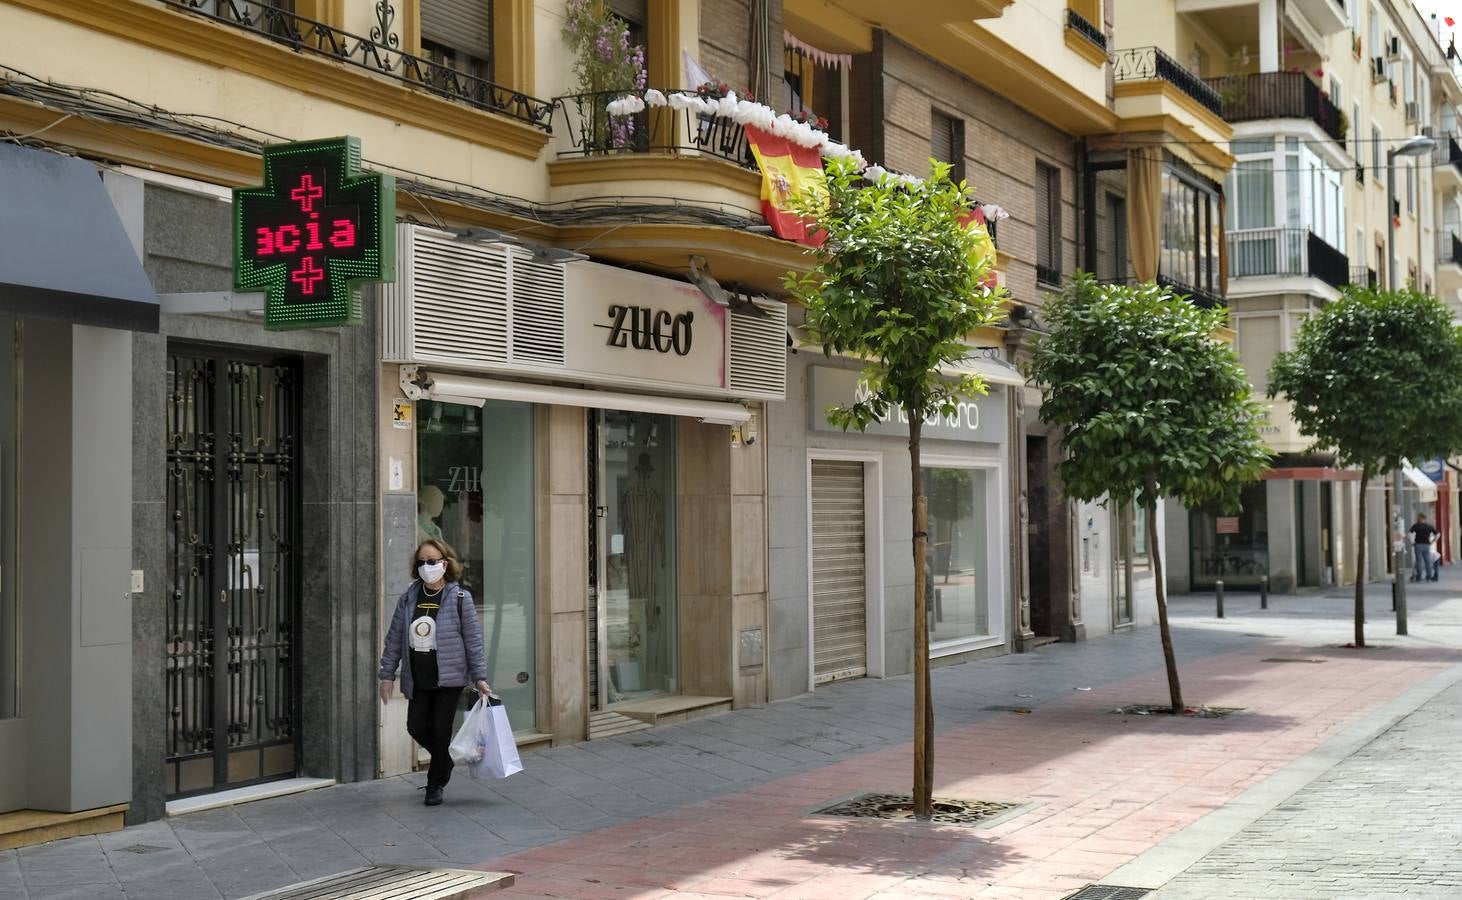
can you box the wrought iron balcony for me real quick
[1349,265,1377,288]
[1442,232,1462,268]
[553,90,756,170]
[160,1,554,130]
[1203,72,1345,144]
[1036,263,1063,286]
[1064,8,1106,52]
[1228,227,1349,290]
[1112,46,1224,118]
[1156,275,1225,309]
[1438,135,1462,176]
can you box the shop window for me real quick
[0,318,13,719]
[420,0,494,80]
[597,410,677,704]
[1190,482,1269,590]
[931,109,965,185]
[922,466,992,646]
[1037,162,1062,285]
[416,399,536,732]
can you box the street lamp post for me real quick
[1386,135,1435,637]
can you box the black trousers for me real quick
[406,687,461,789]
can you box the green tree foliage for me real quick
[787,157,1004,817]
[1028,274,1270,710]
[1269,286,1462,646]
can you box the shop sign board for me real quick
[563,263,727,391]
[1216,516,1240,535]
[234,136,394,330]
[808,365,1006,444]
[1421,458,1445,483]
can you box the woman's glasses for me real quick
[418,557,444,565]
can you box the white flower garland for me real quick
[603,90,1015,209]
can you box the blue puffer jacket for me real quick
[378,581,488,700]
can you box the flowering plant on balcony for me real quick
[788,109,830,130]
[563,0,646,146]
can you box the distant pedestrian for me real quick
[377,539,490,806]
[1409,514,1438,583]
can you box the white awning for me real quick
[1403,462,1439,503]
[422,371,752,426]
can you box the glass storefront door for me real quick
[597,410,677,706]
[417,399,536,732]
[922,466,992,646]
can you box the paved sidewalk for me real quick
[2,573,1460,900]
[1149,676,1462,899]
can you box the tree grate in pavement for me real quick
[1113,704,1244,718]
[982,705,1033,714]
[1261,657,1328,664]
[1062,886,1151,900]
[813,792,1021,826]
[117,844,170,854]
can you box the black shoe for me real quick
[424,785,444,806]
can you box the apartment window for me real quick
[1328,77,1342,109]
[1159,165,1221,299]
[421,0,494,79]
[1353,103,1363,169]
[931,109,966,185]
[606,0,649,66]
[1372,124,1382,181]
[1107,193,1127,282]
[1369,9,1380,58]
[1036,163,1062,285]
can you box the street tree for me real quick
[787,157,1003,818]
[1268,286,1462,647]
[1027,275,1269,712]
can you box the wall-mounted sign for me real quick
[1216,517,1240,535]
[808,365,1006,444]
[1421,458,1446,483]
[564,263,726,390]
[391,398,413,430]
[234,136,394,330]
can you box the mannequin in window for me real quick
[620,452,666,689]
[417,485,445,544]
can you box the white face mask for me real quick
[418,561,446,584]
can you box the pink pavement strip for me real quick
[480,643,1459,899]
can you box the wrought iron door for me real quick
[165,349,301,798]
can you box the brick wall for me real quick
[877,37,1087,306]
[698,0,785,97]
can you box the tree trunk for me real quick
[1146,493,1183,713]
[1354,471,1368,648]
[910,418,933,819]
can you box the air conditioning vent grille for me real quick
[728,300,788,399]
[412,233,509,364]
[509,251,566,367]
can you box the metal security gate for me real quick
[165,349,301,798]
[811,459,867,683]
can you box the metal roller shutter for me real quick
[811,460,867,683]
[421,0,492,57]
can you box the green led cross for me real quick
[234,136,395,330]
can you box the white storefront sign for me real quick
[807,365,1006,444]
[562,263,727,392]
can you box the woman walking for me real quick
[378,539,490,806]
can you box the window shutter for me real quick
[421,0,492,58]
[931,113,954,164]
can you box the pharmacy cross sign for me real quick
[233,136,395,330]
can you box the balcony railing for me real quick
[553,90,756,170]
[161,1,555,130]
[1438,135,1462,176]
[1442,232,1462,268]
[1156,275,1225,309]
[1065,8,1107,52]
[1112,47,1224,118]
[1349,265,1378,288]
[1203,72,1345,144]
[1228,227,1349,289]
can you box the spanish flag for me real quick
[746,126,827,247]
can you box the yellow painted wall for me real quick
[976,0,1107,108]
[1112,0,1178,55]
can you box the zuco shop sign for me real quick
[808,366,1006,443]
[234,137,394,330]
[563,262,727,391]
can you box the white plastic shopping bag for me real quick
[467,696,524,780]
[448,697,489,765]
[1430,546,1442,565]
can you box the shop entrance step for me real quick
[613,695,733,726]
[589,710,653,740]
[0,804,127,851]
[238,865,513,900]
